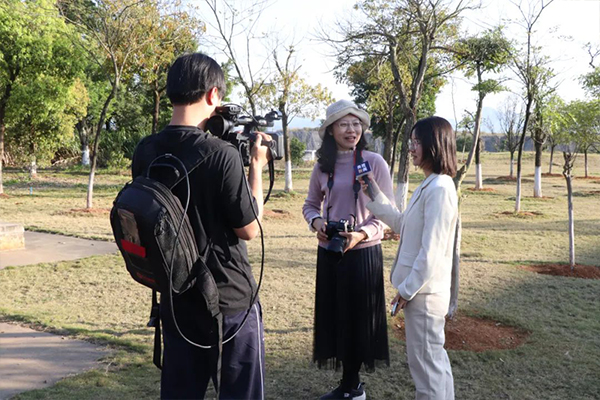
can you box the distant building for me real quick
[303,150,317,161]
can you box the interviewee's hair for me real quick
[166,53,226,105]
[317,125,369,173]
[412,116,457,177]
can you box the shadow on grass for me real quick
[450,260,600,399]
[463,218,600,234]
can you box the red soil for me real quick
[392,313,530,352]
[520,263,600,279]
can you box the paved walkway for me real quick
[0,231,117,399]
[0,231,117,269]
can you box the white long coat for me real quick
[366,173,458,300]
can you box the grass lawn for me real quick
[1,152,599,399]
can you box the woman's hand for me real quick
[339,231,367,252]
[313,218,328,241]
[358,173,381,201]
[390,292,408,316]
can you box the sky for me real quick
[199,0,600,130]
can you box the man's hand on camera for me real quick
[250,131,272,168]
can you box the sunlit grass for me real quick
[1,152,600,399]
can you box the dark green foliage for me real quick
[290,137,306,166]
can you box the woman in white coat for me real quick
[361,116,458,400]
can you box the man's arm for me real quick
[233,132,271,240]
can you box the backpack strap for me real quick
[148,290,162,369]
[210,314,223,393]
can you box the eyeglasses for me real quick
[336,121,362,131]
[408,139,421,149]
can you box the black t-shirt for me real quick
[131,125,258,315]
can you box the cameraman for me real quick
[131,53,270,400]
[302,100,394,400]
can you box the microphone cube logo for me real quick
[354,161,372,177]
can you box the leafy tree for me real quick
[6,75,87,176]
[511,0,555,212]
[344,57,403,169]
[0,0,81,193]
[136,1,201,134]
[290,137,305,166]
[453,27,512,190]
[322,0,470,210]
[258,43,332,192]
[343,56,443,175]
[527,65,555,197]
[59,0,165,208]
[552,100,598,270]
[581,43,600,98]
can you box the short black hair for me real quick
[166,53,226,105]
[412,116,457,177]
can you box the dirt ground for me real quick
[392,313,531,352]
[520,263,600,279]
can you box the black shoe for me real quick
[319,382,365,400]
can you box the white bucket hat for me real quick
[318,99,370,139]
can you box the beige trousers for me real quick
[404,291,454,400]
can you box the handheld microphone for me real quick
[354,160,375,200]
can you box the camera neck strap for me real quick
[326,148,362,226]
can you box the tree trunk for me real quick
[395,118,413,211]
[515,97,533,213]
[548,145,555,174]
[29,139,37,179]
[474,138,483,189]
[534,139,543,197]
[509,151,515,178]
[0,118,5,195]
[82,146,90,166]
[448,211,461,319]
[282,111,292,192]
[389,120,404,179]
[87,83,117,209]
[0,74,15,195]
[76,120,90,166]
[584,150,588,178]
[382,103,394,165]
[563,162,575,271]
[152,81,160,135]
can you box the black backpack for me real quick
[110,145,227,390]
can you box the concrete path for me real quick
[0,323,109,400]
[0,231,117,399]
[0,231,117,269]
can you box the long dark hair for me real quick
[316,126,369,173]
[412,116,457,177]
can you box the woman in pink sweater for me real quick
[303,100,394,400]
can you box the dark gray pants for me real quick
[160,302,265,400]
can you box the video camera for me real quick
[205,104,284,166]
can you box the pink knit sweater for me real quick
[302,150,395,250]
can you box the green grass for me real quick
[1,152,600,399]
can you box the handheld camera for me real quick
[325,218,353,255]
[205,104,284,166]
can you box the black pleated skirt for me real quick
[313,244,390,372]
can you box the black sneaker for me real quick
[319,382,366,400]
